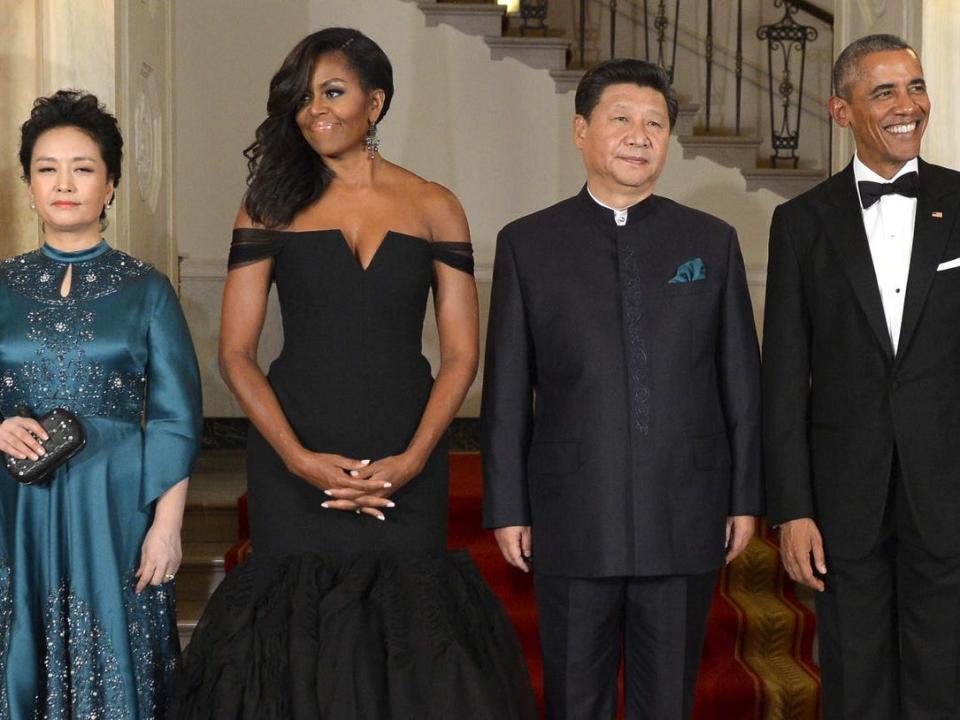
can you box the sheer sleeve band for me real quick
[228,228,288,269]
[430,242,474,275]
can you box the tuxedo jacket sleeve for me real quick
[762,204,815,524]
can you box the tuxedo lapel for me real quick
[896,159,958,365]
[824,163,894,360]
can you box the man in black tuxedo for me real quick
[481,59,762,720]
[763,34,960,719]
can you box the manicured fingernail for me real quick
[383,482,392,488]
[377,514,385,521]
[321,502,330,508]
[361,459,371,466]
[386,501,395,508]
[324,490,333,496]
[350,470,359,477]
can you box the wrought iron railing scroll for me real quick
[757,0,818,167]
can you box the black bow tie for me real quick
[858,171,919,209]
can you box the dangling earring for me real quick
[30,202,36,210]
[364,122,380,160]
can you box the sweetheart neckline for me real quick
[234,228,429,272]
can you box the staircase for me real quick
[415,0,830,198]
[176,450,246,649]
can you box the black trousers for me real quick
[534,571,717,720]
[816,460,960,719]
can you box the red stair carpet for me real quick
[225,452,821,719]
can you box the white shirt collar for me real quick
[586,185,628,214]
[586,185,631,226]
[853,154,919,187]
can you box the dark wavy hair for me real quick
[243,28,394,228]
[19,90,123,221]
[575,58,679,129]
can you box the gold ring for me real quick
[164,573,175,581]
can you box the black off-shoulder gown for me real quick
[172,229,535,720]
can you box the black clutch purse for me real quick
[2,406,86,486]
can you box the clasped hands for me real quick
[290,450,420,520]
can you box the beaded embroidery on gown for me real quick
[172,229,536,720]
[0,240,202,719]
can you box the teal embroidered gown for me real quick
[0,240,202,719]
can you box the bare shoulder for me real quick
[415,180,470,243]
[234,203,257,230]
[377,162,469,242]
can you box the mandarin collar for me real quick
[41,239,110,264]
[578,184,659,228]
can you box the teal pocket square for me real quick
[668,258,706,284]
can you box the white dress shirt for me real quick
[587,185,629,226]
[853,155,919,355]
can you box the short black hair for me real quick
[575,58,679,128]
[19,90,123,220]
[832,34,915,99]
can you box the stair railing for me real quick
[758,0,819,167]
[573,0,832,168]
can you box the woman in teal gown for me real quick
[0,91,201,718]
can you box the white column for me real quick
[919,0,960,170]
[0,0,41,258]
[36,0,120,249]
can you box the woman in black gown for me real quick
[172,28,535,720]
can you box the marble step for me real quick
[484,35,570,71]
[182,450,246,543]
[674,102,702,138]
[175,452,247,648]
[176,541,232,602]
[182,505,237,543]
[548,68,584,94]
[177,598,206,650]
[418,1,505,36]
[678,133,763,169]
[741,166,826,196]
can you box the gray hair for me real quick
[832,34,916,99]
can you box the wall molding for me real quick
[179,256,229,280]
[746,261,768,288]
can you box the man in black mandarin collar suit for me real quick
[763,35,960,719]
[481,59,762,720]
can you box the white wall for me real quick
[173,0,801,416]
[920,0,960,171]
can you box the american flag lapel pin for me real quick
[932,211,943,218]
